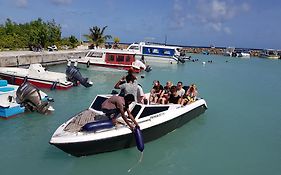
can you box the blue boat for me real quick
[0,80,55,119]
[0,80,25,118]
[127,42,188,64]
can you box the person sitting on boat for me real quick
[168,86,181,104]
[137,84,148,104]
[180,84,198,106]
[149,80,164,104]
[158,81,173,104]
[176,81,185,97]
[101,94,139,130]
[114,73,138,102]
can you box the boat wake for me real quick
[127,152,143,173]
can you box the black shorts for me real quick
[102,108,120,119]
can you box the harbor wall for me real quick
[0,45,276,67]
[0,50,88,67]
[116,43,263,57]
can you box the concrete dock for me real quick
[0,49,88,67]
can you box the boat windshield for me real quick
[90,96,107,111]
[130,104,142,118]
[138,106,169,119]
[128,45,139,50]
[87,52,103,58]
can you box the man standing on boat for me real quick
[101,94,139,130]
[114,73,138,102]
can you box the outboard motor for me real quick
[66,61,93,87]
[174,55,185,64]
[16,82,53,114]
[135,59,152,72]
[177,57,185,64]
[145,65,152,72]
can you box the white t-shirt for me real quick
[176,88,185,97]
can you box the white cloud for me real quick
[15,0,28,8]
[171,0,250,34]
[241,3,250,11]
[51,0,72,5]
[223,27,232,34]
[209,22,222,32]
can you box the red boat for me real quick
[0,64,73,90]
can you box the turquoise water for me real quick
[1,55,281,175]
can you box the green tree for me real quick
[46,19,61,46]
[113,37,120,49]
[0,18,63,50]
[84,26,112,48]
[68,35,79,48]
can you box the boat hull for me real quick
[0,74,72,90]
[0,105,25,118]
[50,104,207,157]
[135,54,178,64]
[78,61,141,73]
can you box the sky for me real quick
[0,0,280,49]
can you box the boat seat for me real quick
[0,80,8,87]
[0,87,15,92]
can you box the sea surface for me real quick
[1,54,281,175]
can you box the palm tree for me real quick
[84,26,112,48]
[113,37,120,49]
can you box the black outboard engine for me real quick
[66,61,93,87]
[145,65,152,72]
[177,56,185,64]
[16,82,52,114]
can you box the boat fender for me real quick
[87,61,90,68]
[134,126,144,152]
[82,120,114,132]
[50,81,58,90]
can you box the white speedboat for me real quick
[224,47,250,58]
[0,64,73,90]
[0,80,54,118]
[224,47,235,56]
[49,94,207,156]
[127,42,187,64]
[260,49,279,59]
[73,49,149,73]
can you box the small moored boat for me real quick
[49,94,207,156]
[73,49,148,73]
[127,42,187,64]
[260,49,279,59]
[0,64,73,90]
[0,80,54,118]
[0,80,25,118]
